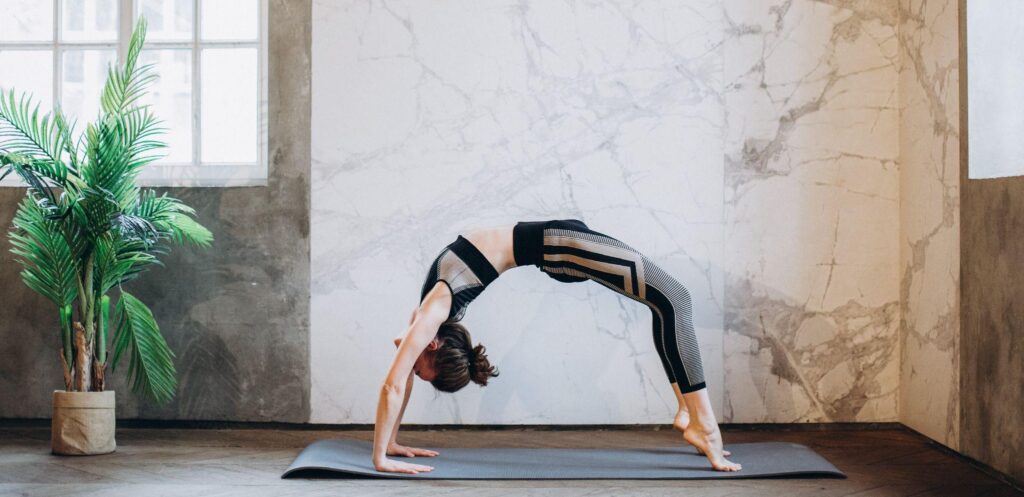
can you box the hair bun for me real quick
[469,344,499,386]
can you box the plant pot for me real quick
[51,390,116,455]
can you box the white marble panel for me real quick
[311,0,726,424]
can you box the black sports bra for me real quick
[420,235,499,321]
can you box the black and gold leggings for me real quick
[513,219,706,393]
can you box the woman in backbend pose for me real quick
[372,219,741,474]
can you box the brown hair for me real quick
[430,322,499,393]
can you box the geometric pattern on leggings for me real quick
[540,227,706,391]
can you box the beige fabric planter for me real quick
[51,390,116,455]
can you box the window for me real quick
[0,0,268,187]
[967,1,1024,179]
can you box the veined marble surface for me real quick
[311,0,726,424]
[898,0,960,449]
[311,0,904,424]
[722,1,900,422]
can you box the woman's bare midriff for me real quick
[462,225,516,274]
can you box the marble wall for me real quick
[310,0,727,424]
[897,0,960,449]
[722,1,900,423]
[311,0,902,424]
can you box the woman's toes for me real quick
[713,460,741,472]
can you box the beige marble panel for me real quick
[897,0,960,450]
[723,0,901,422]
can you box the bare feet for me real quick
[682,422,742,472]
[673,410,731,457]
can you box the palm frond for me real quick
[116,106,165,180]
[133,191,213,248]
[0,151,80,218]
[162,213,213,248]
[0,88,72,166]
[69,182,122,239]
[84,120,133,201]
[8,197,78,306]
[111,212,159,244]
[101,18,154,116]
[81,18,162,225]
[93,235,159,295]
[111,291,176,403]
[53,109,81,171]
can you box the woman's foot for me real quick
[673,410,731,457]
[682,421,742,472]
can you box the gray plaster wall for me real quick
[959,0,1024,482]
[0,0,311,422]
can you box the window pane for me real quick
[201,48,256,163]
[0,0,54,41]
[62,0,118,42]
[141,49,192,163]
[141,0,193,41]
[0,50,54,111]
[201,0,257,41]
[61,49,116,123]
[968,1,1024,178]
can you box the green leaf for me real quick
[163,213,213,248]
[0,88,75,166]
[93,235,159,295]
[80,18,164,235]
[101,18,153,116]
[8,197,78,306]
[132,190,213,248]
[111,291,176,404]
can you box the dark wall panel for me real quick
[959,0,1024,482]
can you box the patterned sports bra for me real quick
[420,235,499,322]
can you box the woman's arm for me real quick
[385,311,439,458]
[388,369,414,447]
[388,309,418,448]
[384,369,437,458]
[372,283,449,474]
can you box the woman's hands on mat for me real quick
[387,443,439,458]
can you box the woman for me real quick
[372,219,741,474]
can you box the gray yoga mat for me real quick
[282,439,845,480]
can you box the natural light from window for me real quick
[0,0,267,186]
[967,1,1024,179]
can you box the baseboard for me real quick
[0,417,902,432]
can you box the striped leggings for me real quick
[513,219,707,393]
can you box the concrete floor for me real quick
[0,426,1020,496]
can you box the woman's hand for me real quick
[387,442,439,458]
[374,457,435,474]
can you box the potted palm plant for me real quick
[0,18,212,455]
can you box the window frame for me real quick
[0,0,269,187]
